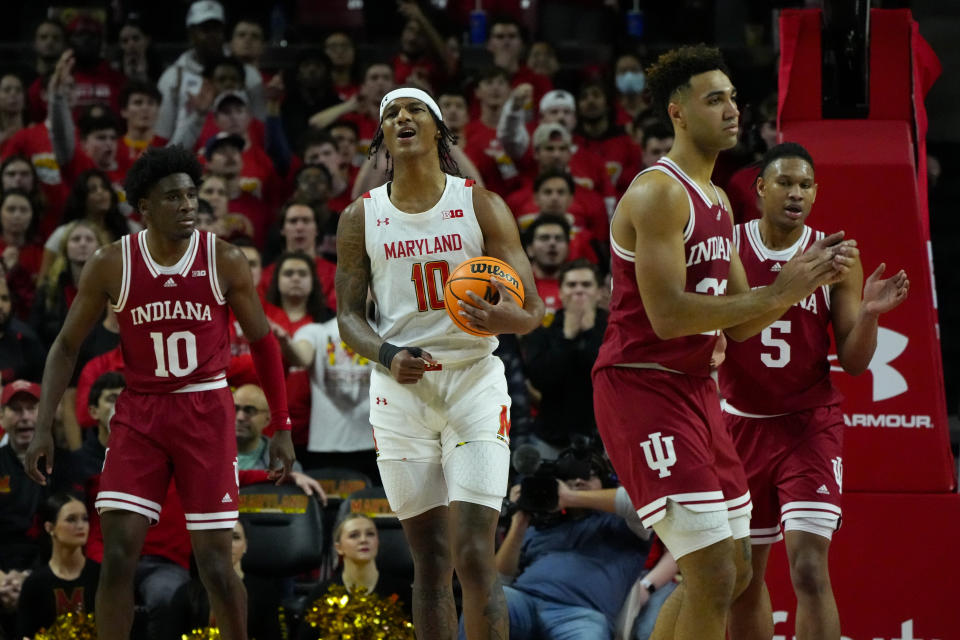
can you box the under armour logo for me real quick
[829,327,908,401]
[375,397,388,405]
[377,218,390,226]
[832,457,843,493]
[640,432,677,478]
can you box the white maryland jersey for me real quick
[363,174,497,365]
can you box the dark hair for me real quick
[524,213,571,248]
[279,197,325,230]
[88,370,125,408]
[266,251,332,323]
[533,169,575,194]
[361,60,393,82]
[436,85,468,102]
[1,155,46,218]
[63,169,129,241]
[368,88,462,179]
[557,258,601,287]
[294,163,332,189]
[301,129,337,156]
[0,189,40,240]
[758,142,815,179]
[78,107,120,137]
[477,65,511,85]
[120,79,161,108]
[40,492,82,526]
[34,18,65,38]
[489,14,527,42]
[646,44,730,123]
[125,145,202,211]
[327,119,358,137]
[641,121,674,147]
[230,17,263,36]
[203,55,245,82]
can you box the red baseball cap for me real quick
[1,380,41,406]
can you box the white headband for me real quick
[379,88,443,123]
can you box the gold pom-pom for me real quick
[33,611,96,640]
[302,584,415,639]
[181,627,221,639]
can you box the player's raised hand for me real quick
[390,347,436,384]
[268,429,295,484]
[460,278,528,335]
[861,263,909,316]
[24,430,54,486]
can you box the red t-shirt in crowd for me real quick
[462,119,521,198]
[121,134,167,163]
[506,185,607,243]
[27,61,127,123]
[2,123,70,239]
[227,192,273,250]
[393,53,447,91]
[534,274,561,327]
[196,114,266,152]
[576,129,642,198]
[62,145,134,206]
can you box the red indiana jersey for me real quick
[113,230,230,393]
[594,157,732,378]
[719,220,843,415]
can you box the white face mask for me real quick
[616,71,646,95]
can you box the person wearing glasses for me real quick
[234,383,303,472]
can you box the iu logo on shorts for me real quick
[832,457,843,493]
[640,432,677,478]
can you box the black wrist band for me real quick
[378,342,403,369]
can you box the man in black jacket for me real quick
[522,259,607,456]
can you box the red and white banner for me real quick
[766,493,960,640]
[779,9,954,493]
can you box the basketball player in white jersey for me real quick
[335,87,544,639]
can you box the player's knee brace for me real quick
[444,441,509,511]
[377,459,448,520]
[783,516,837,540]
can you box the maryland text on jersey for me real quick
[383,233,463,259]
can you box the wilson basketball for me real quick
[444,257,525,337]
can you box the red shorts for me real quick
[724,404,843,544]
[95,387,239,531]
[593,367,751,529]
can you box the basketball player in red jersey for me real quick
[336,86,543,640]
[592,46,859,640]
[24,146,294,640]
[724,143,908,640]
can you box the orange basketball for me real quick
[444,257,525,337]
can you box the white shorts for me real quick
[370,356,511,519]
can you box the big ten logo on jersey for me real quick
[640,432,677,478]
[442,209,464,220]
[496,405,511,443]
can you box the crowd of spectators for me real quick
[0,1,788,638]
